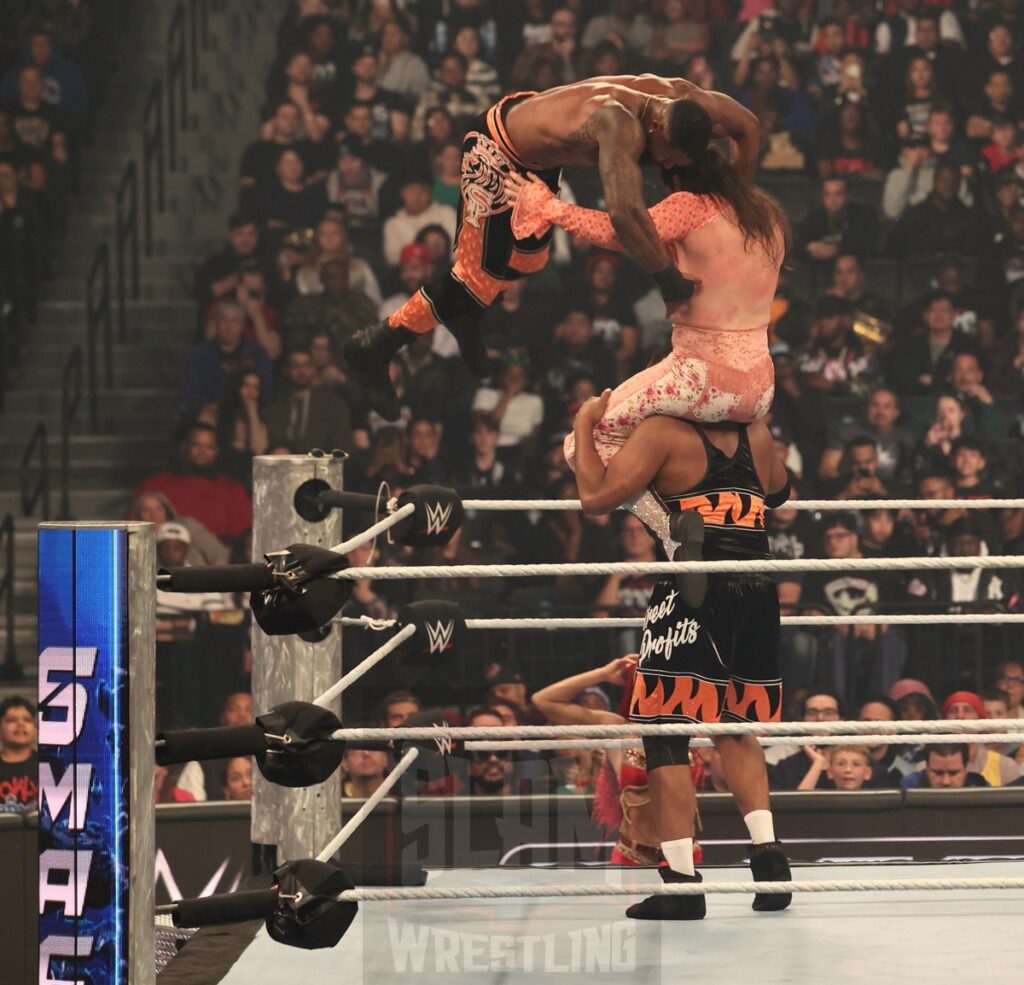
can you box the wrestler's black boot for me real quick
[445,314,491,378]
[670,510,706,609]
[749,841,792,911]
[343,320,417,422]
[626,865,706,921]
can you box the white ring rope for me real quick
[313,624,417,708]
[327,502,415,557]
[333,718,1024,743]
[465,733,1024,752]
[315,747,419,863]
[337,613,1024,630]
[334,554,1024,581]
[461,498,1024,513]
[332,877,1024,903]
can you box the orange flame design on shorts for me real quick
[631,673,723,722]
[724,680,782,723]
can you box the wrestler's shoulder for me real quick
[635,415,700,440]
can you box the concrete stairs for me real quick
[0,0,281,689]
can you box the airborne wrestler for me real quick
[343,74,759,421]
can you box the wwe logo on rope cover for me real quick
[432,723,454,757]
[425,620,455,654]
[423,501,454,536]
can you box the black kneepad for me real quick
[643,735,692,771]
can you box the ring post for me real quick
[252,455,344,867]
[37,522,155,985]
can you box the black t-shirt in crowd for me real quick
[6,100,65,153]
[799,568,900,618]
[0,753,38,809]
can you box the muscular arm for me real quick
[675,82,761,183]
[532,664,629,726]
[589,103,672,273]
[575,411,671,515]
[749,419,792,503]
[590,76,760,182]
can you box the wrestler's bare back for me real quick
[504,75,701,169]
[667,209,782,333]
[503,83,644,167]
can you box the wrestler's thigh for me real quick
[456,130,517,279]
[632,582,729,723]
[724,580,783,724]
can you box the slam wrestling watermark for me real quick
[384,917,637,974]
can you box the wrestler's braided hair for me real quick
[662,146,792,266]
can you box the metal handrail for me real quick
[86,243,113,431]
[189,0,210,90]
[59,347,82,519]
[0,513,17,680]
[20,422,50,520]
[167,3,188,172]
[142,79,165,257]
[116,160,139,343]
[0,305,8,414]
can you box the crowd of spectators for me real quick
[0,2,114,360]
[111,1,1024,798]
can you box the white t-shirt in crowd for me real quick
[472,387,544,447]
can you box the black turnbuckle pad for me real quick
[250,544,352,636]
[268,859,358,950]
[397,600,466,665]
[255,701,345,787]
[391,485,464,547]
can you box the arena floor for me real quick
[211,860,1024,984]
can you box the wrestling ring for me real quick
[33,458,1024,984]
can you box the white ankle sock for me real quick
[661,837,695,876]
[743,809,775,845]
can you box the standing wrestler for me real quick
[572,395,792,920]
[506,146,790,581]
[344,75,760,420]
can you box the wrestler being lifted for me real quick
[343,75,760,421]
[505,129,789,601]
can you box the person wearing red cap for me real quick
[383,241,434,310]
[943,691,1021,787]
[399,241,431,270]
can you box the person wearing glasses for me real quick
[767,692,845,791]
[994,660,1024,719]
[466,745,516,796]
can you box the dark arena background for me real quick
[1,2,1024,984]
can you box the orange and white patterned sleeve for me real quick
[511,182,722,250]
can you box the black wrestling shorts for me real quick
[628,574,783,725]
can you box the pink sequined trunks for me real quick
[565,323,774,465]
[564,323,774,553]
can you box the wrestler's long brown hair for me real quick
[663,147,791,267]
